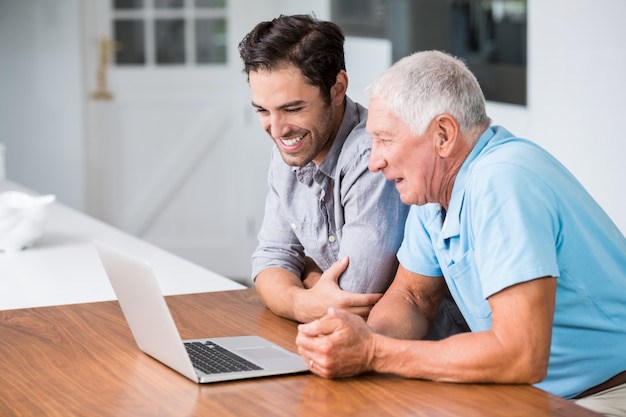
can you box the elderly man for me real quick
[296,50,626,416]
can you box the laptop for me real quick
[94,240,308,383]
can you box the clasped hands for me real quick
[296,256,379,378]
[297,306,377,378]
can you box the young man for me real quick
[238,15,468,338]
[296,51,626,416]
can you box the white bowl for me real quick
[0,191,55,253]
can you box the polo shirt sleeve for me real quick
[468,161,561,298]
[397,204,443,277]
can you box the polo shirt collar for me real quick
[441,126,495,239]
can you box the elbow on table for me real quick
[510,356,549,385]
[526,362,549,385]
[500,336,552,385]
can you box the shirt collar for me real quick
[441,126,495,239]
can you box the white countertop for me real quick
[0,180,245,310]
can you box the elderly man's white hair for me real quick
[365,50,491,138]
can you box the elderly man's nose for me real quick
[368,145,385,172]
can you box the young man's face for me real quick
[249,66,340,167]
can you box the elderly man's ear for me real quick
[433,115,460,158]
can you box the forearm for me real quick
[255,268,308,322]
[367,266,442,340]
[369,279,556,384]
[368,290,430,340]
[371,330,545,384]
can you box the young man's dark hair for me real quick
[238,14,346,104]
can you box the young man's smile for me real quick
[250,66,343,167]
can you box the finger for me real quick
[320,256,350,284]
[297,317,336,338]
[345,305,377,319]
[296,334,314,354]
[297,308,344,340]
[296,322,318,338]
[297,318,325,338]
[327,307,366,324]
[342,292,383,308]
[296,328,325,353]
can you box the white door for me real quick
[82,0,285,283]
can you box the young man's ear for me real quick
[330,70,348,105]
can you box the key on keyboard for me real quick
[185,341,263,374]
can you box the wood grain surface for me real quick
[0,288,600,417]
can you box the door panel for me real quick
[83,1,335,282]
[83,0,279,283]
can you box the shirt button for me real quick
[328,235,336,243]
[291,223,297,230]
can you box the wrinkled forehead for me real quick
[366,98,399,136]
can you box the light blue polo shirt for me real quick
[398,125,626,398]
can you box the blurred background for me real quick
[1,0,624,283]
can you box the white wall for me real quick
[486,0,626,233]
[0,142,5,180]
[0,0,85,209]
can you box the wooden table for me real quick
[0,288,599,417]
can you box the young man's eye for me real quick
[286,107,302,113]
[255,108,268,114]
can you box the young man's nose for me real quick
[268,114,289,139]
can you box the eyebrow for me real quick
[368,129,390,138]
[251,99,307,110]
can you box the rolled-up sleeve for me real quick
[251,155,306,283]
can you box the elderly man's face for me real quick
[367,98,440,206]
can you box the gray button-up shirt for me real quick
[251,98,409,293]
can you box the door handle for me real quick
[91,37,121,101]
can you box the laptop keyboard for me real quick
[185,341,263,374]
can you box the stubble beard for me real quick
[276,104,336,167]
